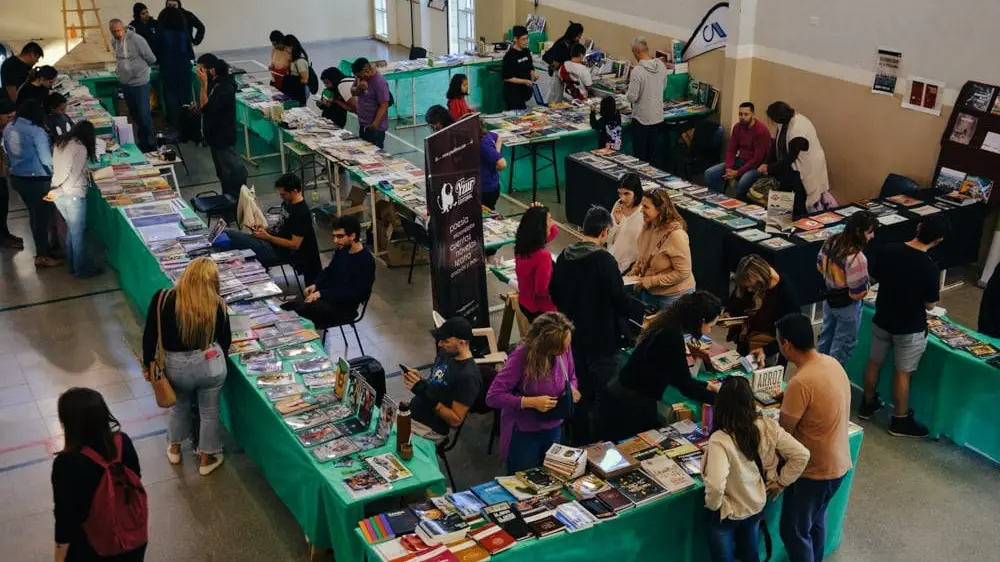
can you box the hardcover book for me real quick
[595,488,634,512]
[607,470,667,505]
[522,510,566,538]
[585,441,638,479]
[482,502,532,541]
[471,481,518,506]
[469,523,516,555]
[578,496,616,519]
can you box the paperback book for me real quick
[342,468,392,500]
[606,470,667,505]
[312,436,361,462]
[296,423,341,447]
[366,453,414,482]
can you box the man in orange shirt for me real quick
[775,313,852,562]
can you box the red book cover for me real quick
[470,523,516,554]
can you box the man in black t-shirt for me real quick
[502,26,538,110]
[403,317,483,444]
[16,65,57,110]
[1,42,43,102]
[196,53,247,216]
[223,173,322,282]
[860,215,950,438]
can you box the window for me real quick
[448,0,476,55]
[374,0,389,41]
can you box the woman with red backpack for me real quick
[52,388,148,561]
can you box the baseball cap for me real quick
[430,316,474,342]
[0,99,15,115]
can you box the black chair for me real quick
[409,47,428,60]
[398,213,431,284]
[436,424,463,490]
[267,259,305,296]
[190,190,238,226]
[879,173,920,198]
[679,121,724,181]
[319,297,370,355]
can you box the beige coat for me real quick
[633,221,696,296]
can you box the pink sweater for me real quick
[515,225,559,314]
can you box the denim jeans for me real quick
[640,287,694,310]
[54,194,97,277]
[121,82,155,151]
[359,127,386,149]
[705,159,760,200]
[223,228,283,267]
[705,509,762,562]
[780,476,845,562]
[164,345,227,454]
[10,175,53,257]
[631,121,662,166]
[507,425,562,474]
[817,299,862,365]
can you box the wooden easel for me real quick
[62,0,111,53]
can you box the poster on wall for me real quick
[901,76,945,116]
[681,2,729,61]
[424,115,489,328]
[871,48,902,95]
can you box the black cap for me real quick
[430,316,474,342]
[0,99,15,115]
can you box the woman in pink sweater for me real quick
[514,204,559,323]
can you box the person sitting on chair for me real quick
[280,215,374,326]
[224,173,321,283]
[402,317,482,444]
[704,101,770,200]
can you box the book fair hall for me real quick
[2,1,1000,561]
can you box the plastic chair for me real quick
[879,173,920,198]
[398,213,431,284]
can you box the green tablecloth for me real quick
[77,70,164,118]
[845,304,1000,463]
[357,430,863,561]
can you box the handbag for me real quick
[822,253,856,309]
[520,356,575,421]
[147,290,177,408]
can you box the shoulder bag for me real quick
[147,290,177,408]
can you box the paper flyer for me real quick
[872,48,901,95]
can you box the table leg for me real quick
[508,145,516,193]
[241,104,257,167]
[279,129,287,173]
[370,186,381,256]
[168,164,180,193]
[940,268,965,293]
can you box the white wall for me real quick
[389,0,447,55]
[542,0,721,40]
[0,0,372,53]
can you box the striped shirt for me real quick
[817,241,870,300]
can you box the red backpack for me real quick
[79,433,149,556]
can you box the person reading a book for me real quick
[403,317,482,444]
[607,173,644,273]
[705,102,771,200]
[550,206,631,445]
[859,215,949,438]
[514,204,559,322]
[757,101,835,217]
[278,35,311,107]
[280,215,374,326]
[632,189,695,309]
[268,30,290,89]
[727,254,800,366]
[502,26,537,111]
[223,173,322,284]
[142,257,232,475]
[487,312,580,473]
[816,211,878,365]
[703,376,809,562]
[775,313,852,562]
[595,291,720,443]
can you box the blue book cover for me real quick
[472,481,518,506]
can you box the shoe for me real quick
[858,394,884,420]
[166,445,181,465]
[889,410,929,438]
[199,453,224,475]
[34,256,65,267]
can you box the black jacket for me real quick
[550,241,631,356]
[170,0,205,46]
[617,325,715,405]
[202,74,236,148]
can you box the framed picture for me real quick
[901,76,945,116]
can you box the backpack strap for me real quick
[79,434,124,468]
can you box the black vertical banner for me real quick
[424,115,489,327]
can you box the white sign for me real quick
[682,3,729,61]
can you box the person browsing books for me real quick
[757,101,835,217]
[1,42,43,102]
[514,204,559,322]
[280,215,374,326]
[595,291,719,443]
[502,26,537,111]
[352,57,391,148]
[487,312,580,473]
[775,313,852,562]
[0,99,23,250]
[705,102,771,200]
[549,207,631,445]
[44,121,101,278]
[607,173,644,273]
[632,189,695,309]
[45,93,74,138]
[223,173,322,284]
[542,21,583,104]
[626,37,667,164]
[816,211,878,365]
[318,67,355,128]
[403,317,483,444]
[727,254,800,365]
[480,125,506,210]
[52,388,148,562]
[278,34,311,107]
[559,43,592,102]
[589,95,622,151]
[702,376,809,562]
[15,65,57,111]
[142,257,232,475]
[860,215,949,438]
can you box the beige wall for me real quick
[475,0,515,43]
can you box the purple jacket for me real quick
[486,344,578,461]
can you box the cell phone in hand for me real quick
[399,364,411,374]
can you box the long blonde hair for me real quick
[522,312,574,382]
[733,254,773,314]
[643,189,686,230]
[173,257,224,350]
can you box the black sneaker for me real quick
[889,410,929,438]
[858,394,884,420]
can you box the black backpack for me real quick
[307,65,319,95]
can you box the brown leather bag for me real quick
[146,290,177,408]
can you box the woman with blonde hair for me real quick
[142,257,232,475]
[632,188,695,309]
[487,312,580,472]
[727,254,799,364]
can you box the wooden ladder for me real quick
[62,0,111,53]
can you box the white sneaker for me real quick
[199,453,224,476]
[166,446,181,465]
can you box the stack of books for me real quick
[543,444,587,480]
[514,467,563,495]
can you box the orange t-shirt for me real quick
[779,353,852,480]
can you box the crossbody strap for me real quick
[155,290,168,370]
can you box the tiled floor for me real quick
[1,37,999,561]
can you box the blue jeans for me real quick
[640,287,694,310]
[780,476,845,562]
[223,228,283,267]
[160,68,192,129]
[817,300,862,365]
[165,345,228,454]
[507,424,561,474]
[54,194,97,277]
[705,509,762,562]
[121,82,155,151]
[360,127,386,149]
[705,159,760,200]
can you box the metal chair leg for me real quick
[487,409,499,455]
[173,142,190,174]
[407,241,417,284]
[279,265,290,288]
[351,323,365,355]
[340,325,349,352]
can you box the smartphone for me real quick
[399,364,411,374]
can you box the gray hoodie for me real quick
[626,58,667,126]
[113,27,157,86]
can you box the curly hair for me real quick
[733,254,773,314]
[637,290,722,345]
[522,312,574,382]
[642,189,685,230]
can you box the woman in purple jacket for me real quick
[487,312,580,473]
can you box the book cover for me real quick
[606,470,667,505]
[515,467,561,494]
[965,343,1000,358]
[759,237,794,250]
[342,469,391,499]
[511,497,548,519]
[595,488,634,512]
[311,436,360,462]
[469,523,516,555]
[296,423,341,447]
[522,511,566,538]
[934,167,967,192]
[584,441,638,478]
[283,409,330,431]
[792,218,823,231]
[256,373,296,387]
[640,454,697,493]
[481,503,532,541]
[554,500,600,531]
[383,509,420,537]
[278,343,317,359]
[293,357,334,374]
[448,539,490,562]
[568,474,611,499]
[885,194,923,207]
[335,417,369,436]
[616,436,656,459]
[674,451,704,477]
[417,514,469,544]
[366,453,414,483]
[265,383,307,402]
[578,496,616,519]
[471,481,518,506]
[949,113,978,145]
[446,491,488,520]
[372,535,431,562]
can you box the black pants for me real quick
[10,175,54,257]
[210,146,247,224]
[503,87,529,111]
[282,299,358,326]
[482,189,501,210]
[0,177,10,237]
[631,121,662,166]
[519,303,541,324]
[569,351,620,446]
[594,377,659,443]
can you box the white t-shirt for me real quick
[337,78,353,103]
